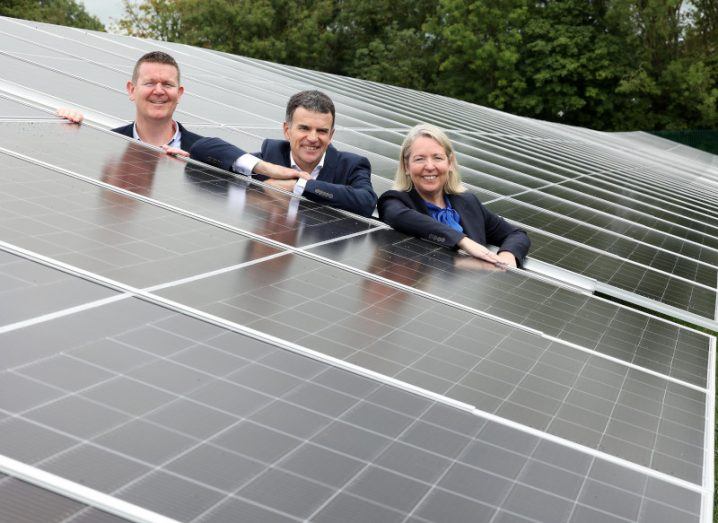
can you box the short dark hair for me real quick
[285,90,335,128]
[132,51,180,84]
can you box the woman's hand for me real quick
[496,250,518,268]
[458,237,516,269]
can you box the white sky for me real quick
[80,0,125,27]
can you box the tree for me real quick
[429,0,528,108]
[119,0,339,71]
[116,0,717,132]
[0,0,104,30]
[612,0,718,130]
[333,0,438,87]
[117,0,180,40]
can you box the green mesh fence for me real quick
[651,130,718,155]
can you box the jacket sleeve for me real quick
[378,191,465,247]
[189,137,251,172]
[303,155,377,217]
[478,195,531,267]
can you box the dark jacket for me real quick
[378,188,530,266]
[190,137,377,217]
[113,122,204,151]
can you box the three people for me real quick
[60,52,529,266]
[378,124,530,268]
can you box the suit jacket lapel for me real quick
[449,193,483,242]
[280,141,291,168]
[317,145,338,182]
[409,188,430,215]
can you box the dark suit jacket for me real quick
[378,188,530,266]
[113,122,204,151]
[190,137,377,217]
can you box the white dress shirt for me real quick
[132,121,182,148]
[232,152,326,197]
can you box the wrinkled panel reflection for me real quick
[0,122,377,248]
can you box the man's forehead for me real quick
[290,108,333,127]
[136,62,179,81]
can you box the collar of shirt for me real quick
[132,121,182,149]
[289,151,325,179]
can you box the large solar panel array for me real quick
[0,16,715,523]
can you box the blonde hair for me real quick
[393,123,465,194]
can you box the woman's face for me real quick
[406,136,450,201]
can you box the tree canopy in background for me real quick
[111,1,718,131]
[0,0,104,30]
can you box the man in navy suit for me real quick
[189,90,377,217]
[58,51,203,151]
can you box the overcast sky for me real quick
[81,0,125,28]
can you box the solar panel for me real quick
[0,275,708,523]
[0,15,715,523]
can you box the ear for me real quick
[126,80,135,100]
[177,85,184,101]
[328,127,335,142]
[282,121,290,140]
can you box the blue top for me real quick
[424,197,464,233]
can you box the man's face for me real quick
[126,62,183,122]
[283,107,334,172]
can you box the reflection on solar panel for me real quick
[0,15,715,523]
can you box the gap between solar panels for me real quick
[0,238,708,498]
[0,454,180,523]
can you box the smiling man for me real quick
[115,51,203,150]
[190,90,377,217]
[58,51,203,150]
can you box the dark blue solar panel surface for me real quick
[0,15,713,523]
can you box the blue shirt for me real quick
[424,197,464,233]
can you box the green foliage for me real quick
[116,0,718,132]
[117,0,180,40]
[0,0,104,30]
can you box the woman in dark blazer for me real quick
[378,123,530,268]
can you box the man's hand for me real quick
[161,145,190,157]
[56,108,84,123]
[265,179,298,192]
[254,160,311,180]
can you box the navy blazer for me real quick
[113,122,204,151]
[190,137,377,217]
[378,188,530,266]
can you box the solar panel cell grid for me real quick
[0,293,704,523]
[0,476,129,523]
[488,197,716,280]
[307,232,711,386]
[547,179,718,235]
[0,251,119,326]
[0,16,715,523]
[0,96,54,119]
[494,228,718,319]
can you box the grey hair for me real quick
[285,90,336,128]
